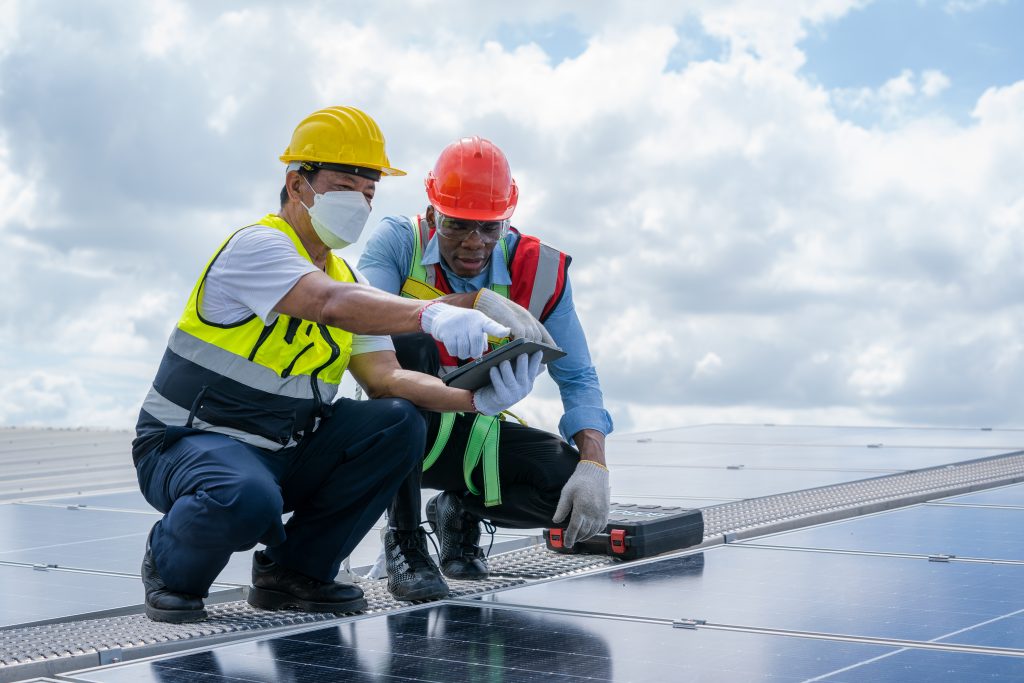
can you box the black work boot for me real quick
[425,492,489,580]
[247,550,367,614]
[383,528,450,601]
[141,531,207,623]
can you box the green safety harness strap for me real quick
[461,414,502,507]
[405,215,517,506]
[422,411,456,472]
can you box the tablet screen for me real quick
[441,339,567,391]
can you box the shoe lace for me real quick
[423,521,443,560]
[481,520,497,558]
[451,517,495,560]
[395,529,436,572]
[424,498,496,560]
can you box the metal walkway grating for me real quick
[703,449,1024,540]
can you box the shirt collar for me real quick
[421,233,513,287]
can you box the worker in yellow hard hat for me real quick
[132,107,546,623]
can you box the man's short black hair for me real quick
[279,166,319,208]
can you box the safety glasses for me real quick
[434,213,510,243]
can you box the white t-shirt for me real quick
[200,226,394,356]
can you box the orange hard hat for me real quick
[425,136,518,221]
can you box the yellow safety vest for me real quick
[138,214,355,451]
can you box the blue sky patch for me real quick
[801,0,1023,125]
[494,16,589,64]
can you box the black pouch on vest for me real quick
[190,385,297,447]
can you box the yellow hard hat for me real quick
[280,106,406,178]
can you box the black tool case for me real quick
[544,502,704,561]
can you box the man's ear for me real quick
[285,171,305,205]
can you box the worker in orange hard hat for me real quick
[133,111,546,623]
[359,136,613,602]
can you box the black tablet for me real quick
[442,338,567,391]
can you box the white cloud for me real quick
[140,0,189,58]
[832,68,953,122]
[207,95,239,135]
[693,352,724,378]
[0,0,19,60]
[0,135,36,223]
[698,0,867,70]
[0,371,137,428]
[847,344,907,398]
[920,69,951,97]
[2,1,1024,433]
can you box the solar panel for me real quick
[611,464,878,499]
[611,442,1011,471]
[619,424,1024,449]
[63,603,903,682]
[23,490,156,512]
[813,647,1024,682]
[743,504,1024,561]
[0,504,155,554]
[0,504,254,586]
[938,482,1024,507]
[0,564,143,627]
[65,602,1024,683]
[477,546,1024,643]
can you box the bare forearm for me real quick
[320,283,426,335]
[276,273,431,336]
[573,429,606,466]
[366,368,476,413]
[439,292,477,308]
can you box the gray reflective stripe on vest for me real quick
[168,328,338,401]
[142,387,297,451]
[527,243,563,319]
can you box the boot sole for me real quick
[389,583,450,602]
[440,565,490,581]
[144,603,207,623]
[246,586,367,614]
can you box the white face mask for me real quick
[300,178,371,250]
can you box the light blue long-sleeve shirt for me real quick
[358,215,613,444]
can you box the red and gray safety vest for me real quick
[400,214,570,373]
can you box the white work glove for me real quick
[420,302,510,359]
[553,461,610,548]
[473,289,556,345]
[472,352,544,416]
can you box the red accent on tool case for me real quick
[543,503,704,561]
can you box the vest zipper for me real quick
[280,343,314,378]
[310,324,341,416]
[247,319,279,361]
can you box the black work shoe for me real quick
[425,492,489,580]
[142,537,207,623]
[383,528,449,601]
[247,550,367,614]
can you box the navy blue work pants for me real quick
[135,398,424,596]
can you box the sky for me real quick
[1,0,1023,436]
